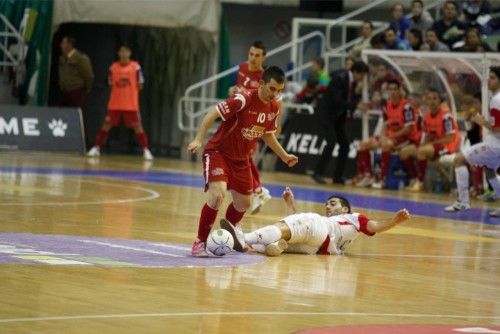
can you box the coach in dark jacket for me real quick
[312,61,369,184]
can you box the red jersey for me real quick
[205,89,280,160]
[236,63,263,89]
[107,61,144,112]
[424,107,461,153]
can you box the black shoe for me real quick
[312,174,326,184]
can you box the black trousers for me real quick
[313,116,349,181]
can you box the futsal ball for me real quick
[207,229,234,256]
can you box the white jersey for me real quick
[484,91,500,146]
[281,212,374,255]
[462,91,500,170]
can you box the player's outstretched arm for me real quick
[282,187,297,215]
[366,209,410,234]
[262,133,298,167]
[187,108,220,154]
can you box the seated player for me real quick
[445,67,500,216]
[400,88,461,192]
[356,79,422,188]
[221,187,410,256]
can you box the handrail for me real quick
[0,13,26,69]
[184,30,325,98]
[325,0,390,50]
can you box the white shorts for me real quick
[281,213,329,255]
[462,142,500,171]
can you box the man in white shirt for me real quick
[221,187,410,256]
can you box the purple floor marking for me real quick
[0,233,264,268]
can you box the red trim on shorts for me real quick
[317,236,331,255]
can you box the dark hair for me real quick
[411,0,424,7]
[63,36,76,47]
[362,20,374,30]
[351,61,369,74]
[385,26,397,34]
[118,45,131,51]
[392,3,404,12]
[408,28,423,41]
[386,78,401,87]
[444,0,458,10]
[251,40,266,55]
[312,57,325,69]
[370,32,385,47]
[425,28,437,35]
[427,87,443,100]
[491,66,500,80]
[262,66,285,84]
[327,195,352,213]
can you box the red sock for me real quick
[197,203,218,242]
[402,158,417,178]
[250,159,261,191]
[380,151,391,180]
[95,129,109,147]
[417,159,427,182]
[136,132,149,149]
[225,202,245,226]
[358,150,372,176]
[472,166,484,192]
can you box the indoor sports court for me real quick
[0,152,498,333]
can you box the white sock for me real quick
[244,225,282,245]
[251,244,266,253]
[488,175,500,199]
[455,166,470,204]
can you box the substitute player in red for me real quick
[229,41,273,214]
[87,45,153,160]
[356,79,422,188]
[401,88,461,191]
[188,66,298,257]
[445,66,500,216]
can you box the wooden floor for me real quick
[0,152,499,334]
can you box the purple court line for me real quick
[0,166,497,226]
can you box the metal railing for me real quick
[0,13,26,70]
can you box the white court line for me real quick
[0,178,160,206]
[80,240,183,258]
[0,311,499,323]
[354,253,500,260]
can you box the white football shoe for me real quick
[87,146,100,157]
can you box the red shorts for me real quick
[106,110,141,128]
[202,151,253,195]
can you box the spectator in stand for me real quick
[384,27,410,50]
[460,0,492,32]
[344,56,355,71]
[310,57,330,86]
[432,1,467,49]
[454,27,492,52]
[401,88,461,192]
[370,32,386,50]
[407,28,424,51]
[409,0,434,33]
[421,28,450,51]
[311,61,369,185]
[389,3,411,40]
[349,21,374,60]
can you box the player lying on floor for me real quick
[221,187,410,256]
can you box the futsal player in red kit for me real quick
[188,66,298,257]
[229,41,274,213]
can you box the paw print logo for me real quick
[47,119,68,137]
